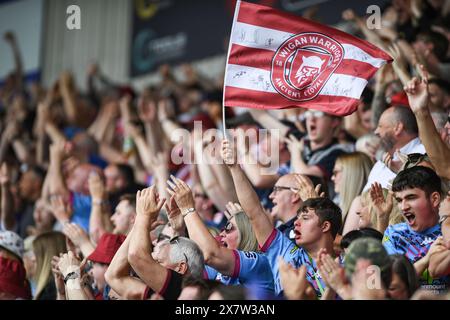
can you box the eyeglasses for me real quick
[303,110,325,120]
[272,186,297,193]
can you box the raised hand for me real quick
[138,99,157,123]
[166,175,195,211]
[165,194,185,235]
[317,249,350,299]
[369,183,393,221]
[88,171,106,201]
[57,251,81,278]
[50,194,73,223]
[278,258,316,300]
[224,202,244,220]
[284,134,304,156]
[136,186,165,220]
[293,174,324,201]
[0,162,10,186]
[220,139,238,167]
[403,65,430,114]
[62,222,91,249]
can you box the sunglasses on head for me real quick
[222,221,235,233]
[403,153,429,169]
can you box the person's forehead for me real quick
[394,187,425,198]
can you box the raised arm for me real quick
[0,163,15,230]
[247,109,290,137]
[128,186,168,293]
[167,176,236,276]
[105,225,147,299]
[3,32,23,90]
[404,69,450,179]
[193,136,237,211]
[88,172,112,243]
[221,139,274,246]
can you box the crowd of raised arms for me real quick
[1,0,450,301]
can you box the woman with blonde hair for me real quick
[331,152,374,224]
[344,183,404,235]
[167,176,275,295]
[32,231,67,300]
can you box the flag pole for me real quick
[222,0,241,139]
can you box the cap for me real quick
[344,237,391,279]
[87,233,126,265]
[0,231,24,260]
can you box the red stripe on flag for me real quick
[229,44,381,78]
[229,44,273,72]
[224,85,359,116]
[236,1,392,61]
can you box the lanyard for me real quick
[306,253,325,297]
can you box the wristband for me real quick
[182,207,195,218]
[92,199,108,206]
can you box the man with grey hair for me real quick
[363,106,425,191]
[106,186,205,300]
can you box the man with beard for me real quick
[364,106,425,191]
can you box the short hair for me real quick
[118,193,136,210]
[300,198,342,238]
[181,276,220,300]
[428,78,450,95]
[391,106,418,135]
[209,284,248,300]
[116,164,135,184]
[390,254,419,298]
[166,237,205,278]
[417,31,449,61]
[340,228,383,250]
[392,166,442,197]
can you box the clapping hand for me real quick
[136,186,165,221]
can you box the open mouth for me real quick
[404,212,416,226]
[309,124,317,134]
[220,239,228,248]
[294,229,302,240]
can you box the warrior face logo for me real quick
[271,33,344,101]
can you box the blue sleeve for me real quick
[203,265,218,280]
[382,226,398,255]
[260,229,299,267]
[233,250,275,294]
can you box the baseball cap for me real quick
[87,233,126,265]
[0,231,24,260]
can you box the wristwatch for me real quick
[182,207,195,218]
[64,271,80,284]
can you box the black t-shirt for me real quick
[142,269,183,300]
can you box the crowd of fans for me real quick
[0,0,450,300]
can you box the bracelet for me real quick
[182,207,195,218]
[92,199,109,206]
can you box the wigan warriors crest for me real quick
[271,32,344,101]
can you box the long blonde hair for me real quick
[336,152,373,221]
[233,212,259,252]
[33,231,67,299]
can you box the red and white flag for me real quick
[223,1,392,116]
